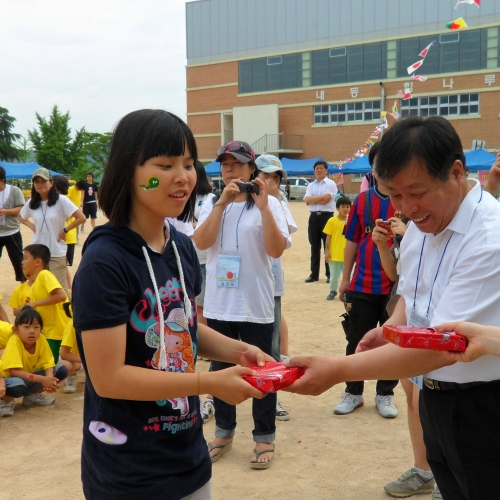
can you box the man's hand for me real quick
[355,327,387,353]
[338,279,350,302]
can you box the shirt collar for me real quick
[445,179,481,236]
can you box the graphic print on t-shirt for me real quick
[145,308,194,417]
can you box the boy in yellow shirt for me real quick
[0,307,68,416]
[8,280,32,316]
[323,196,352,300]
[22,244,69,363]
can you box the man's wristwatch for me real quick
[63,228,68,233]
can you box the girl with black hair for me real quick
[193,141,291,469]
[19,168,85,292]
[71,111,269,500]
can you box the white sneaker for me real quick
[333,393,364,415]
[23,393,55,406]
[375,394,398,418]
[0,400,14,417]
[63,374,77,393]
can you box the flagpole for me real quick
[379,82,386,138]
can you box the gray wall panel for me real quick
[186,0,500,64]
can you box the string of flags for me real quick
[340,2,479,167]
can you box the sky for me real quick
[1,0,189,139]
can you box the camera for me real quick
[238,182,260,195]
[375,219,394,236]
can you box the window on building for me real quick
[313,101,381,124]
[400,94,479,117]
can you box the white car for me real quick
[281,177,310,200]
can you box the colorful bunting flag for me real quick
[411,75,428,82]
[403,92,412,100]
[392,101,398,114]
[455,0,480,8]
[389,112,401,120]
[445,17,468,30]
[419,41,436,58]
[396,90,404,96]
[407,59,425,75]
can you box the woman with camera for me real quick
[193,141,291,469]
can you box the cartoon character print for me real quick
[145,308,195,417]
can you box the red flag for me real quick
[407,60,424,75]
[419,41,436,58]
[403,92,412,100]
[411,75,428,82]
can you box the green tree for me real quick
[70,131,112,181]
[15,137,34,163]
[0,106,22,161]
[28,105,87,175]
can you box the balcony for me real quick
[251,133,303,156]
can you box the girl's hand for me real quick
[388,217,407,237]
[218,178,242,206]
[251,177,270,212]
[372,220,391,246]
[209,366,266,404]
[236,342,274,368]
[42,375,59,390]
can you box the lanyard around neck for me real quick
[220,202,246,251]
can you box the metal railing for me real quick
[251,133,303,155]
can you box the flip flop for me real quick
[208,440,233,463]
[250,444,275,470]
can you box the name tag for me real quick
[0,214,5,226]
[216,255,240,288]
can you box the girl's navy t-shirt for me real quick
[73,224,209,500]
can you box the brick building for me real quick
[186,0,500,173]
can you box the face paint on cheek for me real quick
[139,177,160,190]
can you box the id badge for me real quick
[271,263,278,288]
[216,255,240,288]
[0,214,5,226]
[408,310,428,390]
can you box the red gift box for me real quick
[383,325,467,352]
[242,361,305,393]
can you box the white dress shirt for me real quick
[304,178,338,212]
[398,180,500,383]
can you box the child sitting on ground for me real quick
[59,303,81,393]
[323,196,352,300]
[8,280,32,316]
[22,244,69,370]
[0,307,68,416]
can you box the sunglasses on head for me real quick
[216,141,255,161]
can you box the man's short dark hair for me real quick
[368,142,380,167]
[336,196,352,209]
[375,116,466,182]
[53,175,69,195]
[313,160,328,170]
[87,172,94,179]
[0,166,6,182]
[76,180,87,190]
[24,244,51,268]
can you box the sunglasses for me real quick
[216,141,255,161]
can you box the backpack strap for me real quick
[364,189,375,233]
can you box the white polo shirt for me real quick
[304,178,338,212]
[398,179,500,383]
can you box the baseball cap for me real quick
[216,141,255,164]
[255,154,287,180]
[32,167,52,181]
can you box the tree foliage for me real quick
[0,106,22,161]
[71,131,112,181]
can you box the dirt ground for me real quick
[0,202,430,500]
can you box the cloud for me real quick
[0,0,187,136]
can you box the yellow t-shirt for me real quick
[30,270,69,341]
[0,321,13,349]
[8,281,32,311]
[61,319,79,356]
[65,186,81,245]
[323,216,348,262]
[1,334,55,377]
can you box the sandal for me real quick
[208,440,232,463]
[250,444,275,470]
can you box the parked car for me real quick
[281,177,310,200]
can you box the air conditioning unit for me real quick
[472,139,486,150]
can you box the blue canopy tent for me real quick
[0,161,61,179]
[464,149,496,172]
[204,161,220,177]
[280,157,334,175]
[337,155,372,175]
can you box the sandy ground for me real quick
[0,202,430,500]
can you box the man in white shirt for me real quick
[286,116,500,500]
[303,160,337,283]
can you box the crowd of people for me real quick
[0,111,500,500]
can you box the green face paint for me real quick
[139,177,160,190]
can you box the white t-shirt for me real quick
[398,180,500,383]
[165,217,194,237]
[274,198,298,297]
[20,195,78,258]
[197,196,291,323]
[193,193,216,265]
